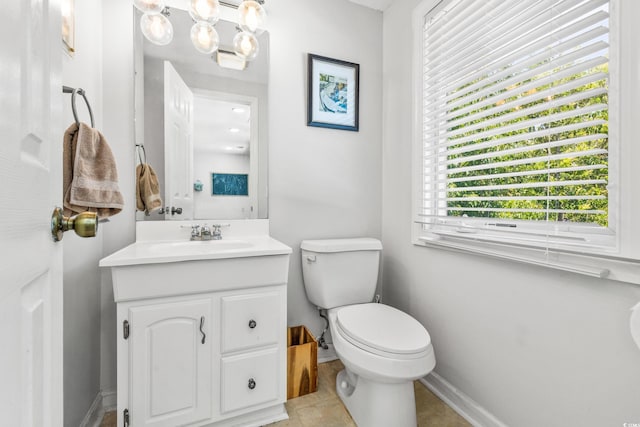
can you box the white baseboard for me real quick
[101,388,117,412]
[317,343,338,363]
[420,372,508,427]
[79,388,117,427]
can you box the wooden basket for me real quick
[287,325,318,399]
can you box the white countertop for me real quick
[99,235,292,267]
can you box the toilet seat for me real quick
[335,303,431,360]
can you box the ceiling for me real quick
[193,96,251,155]
[347,0,395,11]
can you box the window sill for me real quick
[413,233,640,285]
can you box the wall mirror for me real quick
[134,1,269,221]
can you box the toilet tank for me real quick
[300,238,383,309]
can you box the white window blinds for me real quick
[417,0,614,254]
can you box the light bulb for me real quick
[238,0,266,35]
[133,0,165,14]
[233,31,259,61]
[140,13,173,46]
[190,22,219,54]
[189,0,220,23]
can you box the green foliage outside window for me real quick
[445,64,609,227]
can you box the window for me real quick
[412,0,640,283]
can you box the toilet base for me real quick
[336,368,418,427]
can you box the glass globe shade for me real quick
[140,13,173,46]
[238,0,266,35]
[190,22,219,54]
[189,0,220,23]
[233,31,259,61]
[133,0,165,14]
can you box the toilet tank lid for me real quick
[300,238,382,253]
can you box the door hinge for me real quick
[123,320,130,340]
[123,408,129,427]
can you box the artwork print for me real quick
[319,73,348,114]
[307,54,359,131]
[211,173,248,196]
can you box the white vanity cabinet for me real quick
[118,285,287,427]
[100,233,292,427]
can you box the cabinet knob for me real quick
[248,378,256,390]
[248,319,257,329]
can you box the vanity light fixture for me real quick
[134,0,266,67]
[140,11,174,46]
[134,0,165,14]
[216,50,247,70]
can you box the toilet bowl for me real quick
[329,304,435,427]
[300,238,436,427]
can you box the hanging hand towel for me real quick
[136,163,162,213]
[63,122,124,218]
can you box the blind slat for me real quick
[445,134,608,167]
[444,207,606,214]
[425,119,606,156]
[434,164,607,184]
[443,149,607,178]
[445,179,606,193]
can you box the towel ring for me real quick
[136,144,147,165]
[62,85,95,128]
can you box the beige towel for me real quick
[136,163,162,213]
[63,122,124,218]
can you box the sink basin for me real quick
[148,239,253,254]
[99,235,292,267]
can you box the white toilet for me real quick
[300,238,436,427]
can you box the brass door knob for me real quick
[51,207,98,241]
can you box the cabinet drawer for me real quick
[221,348,279,413]
[221,291,280,353]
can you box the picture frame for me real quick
[61,0,75,56]
[211,173,249,196]
[307,54,359,132]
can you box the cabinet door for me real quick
[129,299,212,426]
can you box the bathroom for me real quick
[2,0,640,426]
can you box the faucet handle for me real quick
[210,223,229,240]
[181,224,201,240]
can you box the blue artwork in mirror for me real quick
[212,173,249,196]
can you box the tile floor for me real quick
[100,360,470,427]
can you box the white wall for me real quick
[381,1,640,426]
[267,0,383,335]
[61,1,104,425]
[100,0,136,402]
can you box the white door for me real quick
[0,0,63,426]
[164,61,194,220]
[129,299,212,426]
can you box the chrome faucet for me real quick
[200,225,212,241]
[184,223,229,241]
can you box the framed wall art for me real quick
[61,0,75,56]
[211,173,249,196]
[307,54,359,132]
